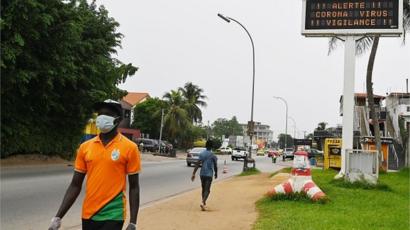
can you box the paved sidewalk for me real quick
[137,172,290,230]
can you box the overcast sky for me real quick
[99,0,409,140]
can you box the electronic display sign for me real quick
[302,0,403,36]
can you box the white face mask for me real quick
[96,115,118,133]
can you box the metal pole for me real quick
[289,116,297,139]
[273,97,288,151]
[218,13,255,171]
[339,36,356,177]
[158,109,164,153]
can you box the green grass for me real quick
[238,168,261,176]
[254,168,410,230]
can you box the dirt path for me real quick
[138,173,290,230]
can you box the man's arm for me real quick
[128,174,140,225]
[54,171,85,218]
[213,156,218,179]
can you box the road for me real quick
[1,155,290,230]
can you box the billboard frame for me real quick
[301,0,404,37]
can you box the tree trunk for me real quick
[366,36,383,168]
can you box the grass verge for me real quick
[238,168,261,176]
[254,168,410,230]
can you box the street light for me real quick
[218,13,256,171]
[288,116,297,138]
[273,96,288,151]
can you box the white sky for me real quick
[99,0,410,140]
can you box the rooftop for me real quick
[122,92,150,106]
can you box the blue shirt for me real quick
[199,150,217,177]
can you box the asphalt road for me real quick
[1,155,289,230]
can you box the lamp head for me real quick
[217,13,231,23]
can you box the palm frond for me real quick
[328,37,340,55]
[356,37,373,56]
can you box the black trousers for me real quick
[200,176,213,205]
[82,219,124,230]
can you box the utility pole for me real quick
[158,109,164,153]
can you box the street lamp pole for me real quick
[218,13,256,171]
[288,116,297,139]
[273,96,288,151]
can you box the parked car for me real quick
[232,147,248,161]
[282,148,295,160]
[306,148,323,159]
[134,138,158,152]
[218,147,233,154]
[186,147,206,166]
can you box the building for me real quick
[385,92,410,167]
[120,92,150,128]
[339,93,386,137]
[339,92,410,169]
[241,122,274,147]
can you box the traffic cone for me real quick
[223,160,228,174]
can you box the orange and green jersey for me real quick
[74,133,141,220]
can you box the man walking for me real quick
[48,99,141,230]
[191,140,218,211]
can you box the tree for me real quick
[315,122,328,131]
[131,98,165,139]
[212,116,243,138]
[179,82,207,123]
[162,90,191,146]
[1,0,137,157]
[306,133,314,139]
[328,1,410,169]
[278,133,293,149]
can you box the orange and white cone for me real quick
[267,179,293,196]
[267,151,326,201]
[223,160,228,174]
[302,181,326,201]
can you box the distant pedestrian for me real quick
[48,99,141,230]
[191,140,218,211]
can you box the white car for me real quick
[218,147,233,154]
[231,147,248,161]
[282,148,295,160]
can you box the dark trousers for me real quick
[200,176,213,205]
[82,219,124,230]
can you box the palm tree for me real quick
[329,2,410,166]
[162,90,191,144]
[179,82,207,123]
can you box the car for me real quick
[134,138,159,152]
[218,147,233,154]
[306,148,323,159]
[282,148,295,161]
[186,147,206,166]
[232,147,248,161]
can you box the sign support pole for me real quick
[338,36,356,178]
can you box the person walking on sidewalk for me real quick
[48,99,141,230]
[191,140,218,211]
